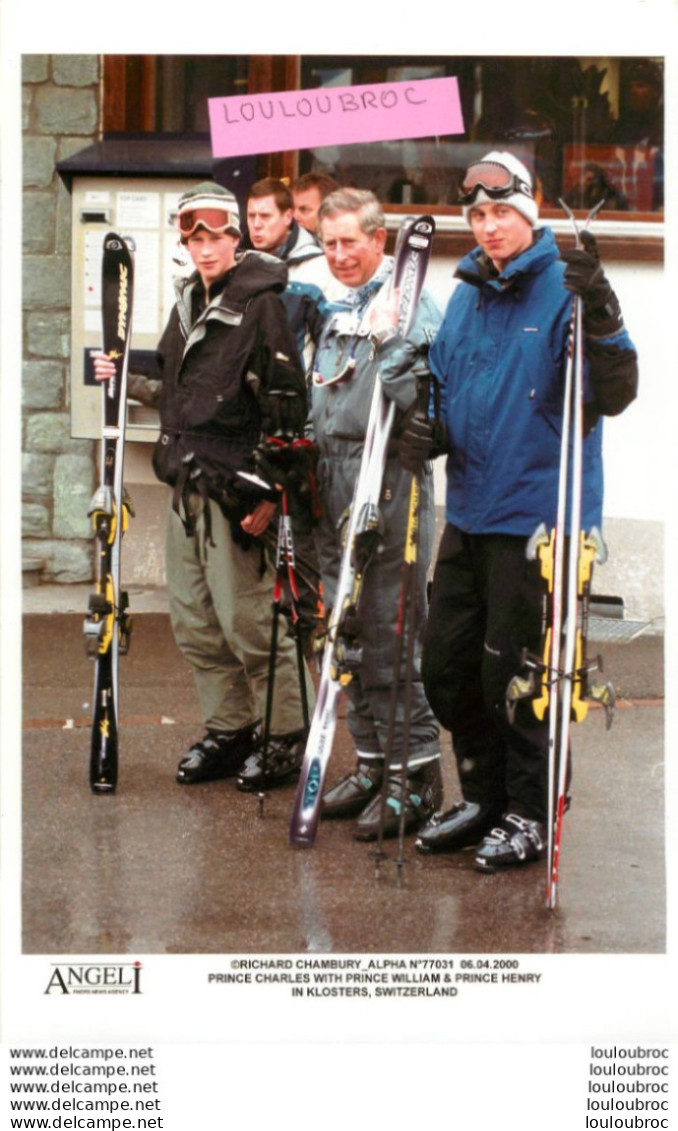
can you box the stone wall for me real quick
[22,54,100,584]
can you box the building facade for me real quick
[21,53,665,624]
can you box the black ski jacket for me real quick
[131,252,306,499]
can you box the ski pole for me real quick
[547,198,604,908]
[372,503,411,878]
[281,495,312,736]
[258,490,310,817]
[258,537,282,818]
[395,476,423,885]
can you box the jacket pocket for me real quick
[152,431,180,486]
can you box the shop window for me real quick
[299,55,664,214]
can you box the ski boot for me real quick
[474,813,547,872]
[415,800,503,855]
[236,729,307,792]
[176,722,259,785]
[353,757,443,841]
[321,758,384,820]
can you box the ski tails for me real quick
[85,233,135,793]
[289,216,435,848]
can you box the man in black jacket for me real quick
[94,182,314,791]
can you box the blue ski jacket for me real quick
[429,226,637,536]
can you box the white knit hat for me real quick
[461,151,539,228]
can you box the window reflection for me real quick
[299,55,664,213]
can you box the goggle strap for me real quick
[458,174,533,207]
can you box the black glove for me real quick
[397,410,439,474]
[561,230,623,336]
[258,388,308,440]
[254,438,322,525]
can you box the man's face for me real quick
[468,202,534,272]
[185,229,239,287]
[293,186,323,234]
[246,194,293,251]
[320,211,386,288]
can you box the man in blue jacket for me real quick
[399,151,638,872]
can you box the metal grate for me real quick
[587,616,653,644]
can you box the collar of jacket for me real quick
[325,256,392,326]
[178,249,287,309]
[455,225,559,292]
[241,219,324,266]
[277,219,325,266]
[175,251,288,340]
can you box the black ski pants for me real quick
[422,524,550,823]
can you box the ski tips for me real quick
[103,232,136,255]
[398,214,436,250]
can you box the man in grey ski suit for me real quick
[310,188,443,841]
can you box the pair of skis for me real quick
[506,200,615,908]
[289,215,435,848]
[84,234,135,794]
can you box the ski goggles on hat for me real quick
[178,208,239,238]
[458,161,533,206]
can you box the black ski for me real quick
[84,233,135,793]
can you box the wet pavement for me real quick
[21,600,665,956]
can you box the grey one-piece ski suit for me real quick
[309,263,442,769]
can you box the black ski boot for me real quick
[321,759,384,820]
[353,758,443,841]
[415,800,503,855]
[474,813,547,872]
[236,729,307,792]
[176,722,259,785]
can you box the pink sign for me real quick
[208,76,463,158]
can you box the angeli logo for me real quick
[44,961,143,995]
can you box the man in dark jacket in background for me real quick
[292,171,340,236]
